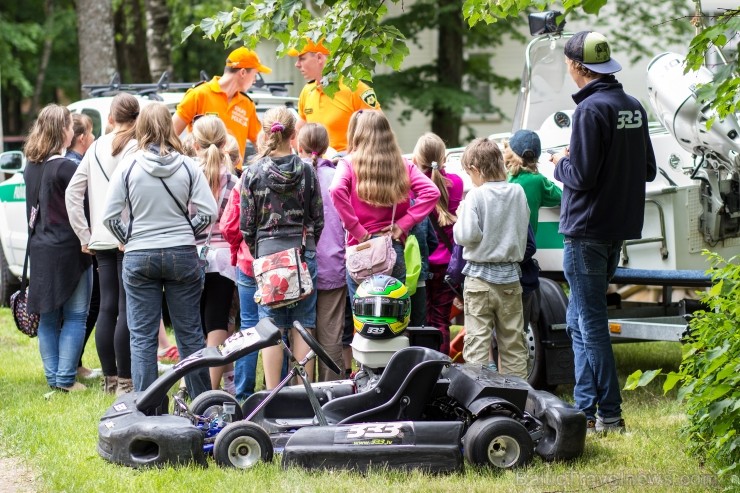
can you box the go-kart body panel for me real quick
[282,421,465,473]
[445,364,530,415]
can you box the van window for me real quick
[81,109,103,138]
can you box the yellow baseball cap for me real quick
[226,47,272,74]
[287,39,330,57]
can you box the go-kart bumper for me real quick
[98,392,206,468]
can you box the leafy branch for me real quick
[625,251,740,478]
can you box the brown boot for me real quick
[116,378,134,396]
[103,376,118,394]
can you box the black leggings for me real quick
[200,272,235,334]
[95,249,131,378]
[79,255,100,367]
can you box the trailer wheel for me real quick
[213,422,273,469]
[527,278,568,390]
[190,390,243,422]
[463,416,534,469]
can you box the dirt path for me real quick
[0,458,37,493]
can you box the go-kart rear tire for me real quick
[190,390,244,422]
[213,421,273,469]
[463,416,534,469]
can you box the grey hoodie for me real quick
[103,146,218,251]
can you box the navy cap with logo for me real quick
[509,129,541,160]
[564,31,622,75]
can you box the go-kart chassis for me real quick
[98,318,585,472]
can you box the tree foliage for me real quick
[372,0,524,144]
[686,8,740,127]
[187,0,736,128]
[0,12,43,98]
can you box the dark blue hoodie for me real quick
[554,75,657,240]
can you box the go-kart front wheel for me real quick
[190,390,244,422]
[213,422,273,469]
[463,416,534,469]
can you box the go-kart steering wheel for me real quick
[293,321,342,375]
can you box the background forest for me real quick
[0,0,725,148]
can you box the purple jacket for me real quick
[311,158,347,290]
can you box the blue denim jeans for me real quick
[123,246,210,398]
[38,266,92,388]
[563,237,623,420]
[235,267,259,402]
[346,241,406,301]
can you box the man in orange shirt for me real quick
[289,40,380,153]
[173,47,271,170]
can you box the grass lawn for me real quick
[0,308,726,492]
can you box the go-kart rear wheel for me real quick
[213,421,273,469]
[293,321,341,374]
[463,416,534,469]
[190,390,244,422]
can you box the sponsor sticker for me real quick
[334,422,415,446]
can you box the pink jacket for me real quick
[428,170,464,266]
[330,157,440,246]
[220,178,254,277]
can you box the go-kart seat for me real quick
[321,347,450,425]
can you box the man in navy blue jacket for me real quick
[550,31,656,435]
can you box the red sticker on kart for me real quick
[334,422,415,446]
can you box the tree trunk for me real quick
[76,0,117,95]
[144,0,172,82]
[29,0,55,121]
[114,0,151,82]
[431,0,464,147]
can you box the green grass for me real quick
[0,309,726,492]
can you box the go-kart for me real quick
[98,318,585,473]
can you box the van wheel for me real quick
[0,250,19,307]
[527,278,568,390]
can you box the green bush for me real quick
[625,251,740,480]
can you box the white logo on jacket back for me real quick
[616,110,643,129]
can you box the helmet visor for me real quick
[353,297,408,320]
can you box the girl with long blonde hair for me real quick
[191,115,239,393]
[329,110,440,301]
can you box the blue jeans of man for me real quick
[235,268,259,402]
[563,237,623,420]
[123,246,210,398]
[37,266,92,388]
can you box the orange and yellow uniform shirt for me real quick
[298,80,380,152]
[175,76,261,168]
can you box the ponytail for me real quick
[192,115,229,200]
[413,132,456,226]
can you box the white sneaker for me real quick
[77,367,103,379]
[595,416,626,434]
